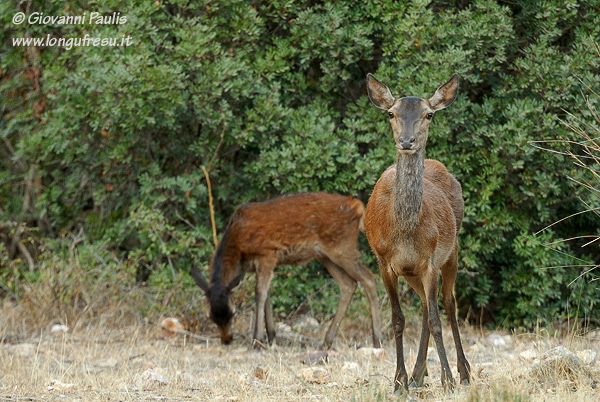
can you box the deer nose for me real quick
[400,137,416,149]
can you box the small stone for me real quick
[519,349,537,360]
[486,333,507,347]
[426,347,440,363]
[292,316,320,331]
[178,371,197,384]
[356,347,388,360]
[237,373,261,388]
[341,361,360,371]
[301,350,329,365]
[577,350,597,365]
[134,368,168,388]
[5,343,37,357]
[301,367,331,384]
[532,346,582,370]
[276,322,292,333]
[254,366,269,380]
[529,345,595,385]
[47,379,75,392]
[160,317,184,337]
[50,324,69,335]
[92,357,119,368]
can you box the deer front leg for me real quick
[424,265,454,389]
[253,264,274,349]
[441,251,471,385]
[405,276,430,387]
[381,268,409,392]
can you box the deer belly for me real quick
[277,243,319,266]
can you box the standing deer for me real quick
[191,192,383,350]
[364,73,471,391]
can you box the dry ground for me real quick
[1,307,599,402]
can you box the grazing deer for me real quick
[364,74,471,391]
[191,192,384,350]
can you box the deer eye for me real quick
[388,112,394,119]
[426,112,434,120]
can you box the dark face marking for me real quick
[207,284,235,344]
[387,97,434,154]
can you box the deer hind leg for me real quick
[355,264,384,348]
[404,275,430,387]
[331,256,384,348]
[424,262,454,389]
[253,257,276,349]
[441,248,471,385]
[264,293,276,344]
[380,267,409,392]
[320,258,358,350]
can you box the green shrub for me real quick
[1,0,599,329]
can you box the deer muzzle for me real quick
[396,135,417,153]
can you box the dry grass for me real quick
[1,301,599,402]
[1,242,599,401]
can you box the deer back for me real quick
[210,192,365,288]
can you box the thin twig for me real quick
[535,207,600,235]
[201,123,227,249]
[202,166,218,248]
[159,323,215,342]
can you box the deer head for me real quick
[366,74,459,154]
[191,264,246,344]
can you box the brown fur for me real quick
[365,74,471,391]
[192,192,383,349]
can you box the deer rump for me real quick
[192,192,383,349]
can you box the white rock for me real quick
[426,347,440,363]
[519,349,538,360]
[47,379,75,392]
[276,322,292,333]
[50,324,69,335]
[5,343,37,357]
[92,357,119,368]
[177,371,198,384]
[301,350,329,365]
[293,316,320,331]
[530,345,590,381]
[341,361,360,371]
[486,333,506,347]
[356,347,388,360]
[134,368,168,388]
[532,346,582,369]
[576,349,597,365]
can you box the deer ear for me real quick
[191,265,211,293]
[428,74,459,111]
[226,270,246,291]
[367,74,396,110]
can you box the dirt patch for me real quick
[1,315,599,401]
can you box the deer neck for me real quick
[394,148,425,231]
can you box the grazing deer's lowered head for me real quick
[192,192,384,350]
[364,74,470,392]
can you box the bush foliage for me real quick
[1,0,599,329]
